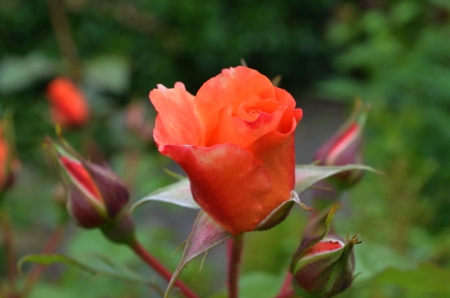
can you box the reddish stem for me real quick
[276,289,297,298]
[21,224,66,297]
[227,235,244,298]
[0,208,17,294]
[276,272,296,298]
[130,241,198,298]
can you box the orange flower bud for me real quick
[46,77,89,128]
[149,66,302,235]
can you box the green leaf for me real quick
[164,211,232,298]
[132,164,376,214]
[18,253,162,295]
[353,239,415,283]
[294,164,378,194]
[83,56,129,94]
[240,272,284,298]
[374,264,450,294]
[0,53,56,94]
[131,178,200,212]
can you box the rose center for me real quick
[234,97,281,122]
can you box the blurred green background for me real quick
[1,0,450,297]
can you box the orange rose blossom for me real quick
[149,66,302,235]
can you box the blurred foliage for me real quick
[1,0,450,297]
[320,0,450,232]
[0,0,337,164]
[316,1,450,296]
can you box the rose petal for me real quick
[273,87,302,133]
[325,123,360,165]
[207,105,286,148]
[194,66,276,144]
[66,185,106,228]
[247,121,297,220]
[161,143,272,235]
[149,82,201,148]
[60,157,103,204]
[82,162,129,218]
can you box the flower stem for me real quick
[0,207,17,294]
[227,234,244,298]
[275,272,294,298]
[275,289,297,298]
[129,240,198,298]
[21,224,66,297]
[45,0,81,81]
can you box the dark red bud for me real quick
[314,100,369,189]
[125,101,154,143]
[67,184,108,228]
[46,137,130,229]
[0,116,20,194]
[292,235,359,298]
[82,162,129,219]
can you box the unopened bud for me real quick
[45,137,129,229]
[46,77,90,129]
[292,235,359,298]
[125,100,154,144]
[290,206,360,298]
[0,113,20,195]
[314,99,369,188]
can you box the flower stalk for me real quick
[275,272,294,298]
[227,234,244,298]
[0,206,17,295]
[21,224,67,297]
[45,0,81,81]
[129,240,199,298]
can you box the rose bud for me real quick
[46,77,90,129]
[125,100,154,143]
[290,206,360,298]
[292,234,360,298]
[0,115,20,194]
[0,125,11,193]
[45,138,129,230]
[149,66,302,235]
[314,100,369,188]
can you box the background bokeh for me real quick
[1,0,450,297]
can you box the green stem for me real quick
[45,0,81,81]
[227,234,244,298]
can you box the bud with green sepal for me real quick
[45,134,134,244]
[290,206,361,298]
[314,99,369,190]
[0,110,20,197]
